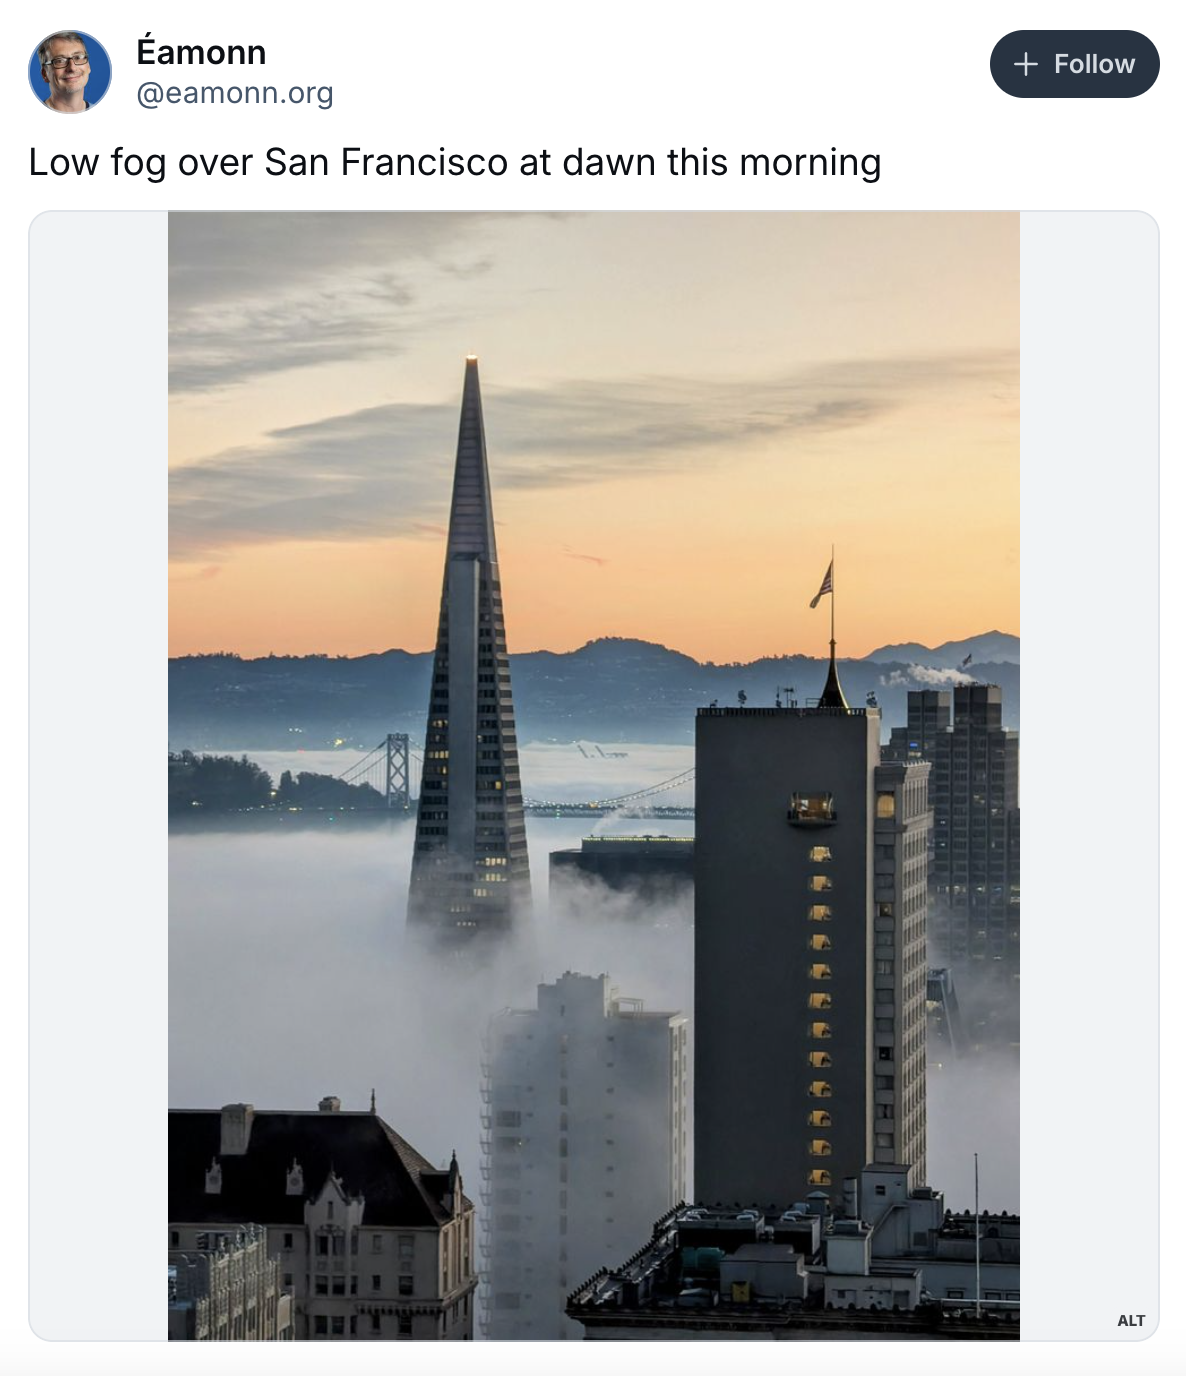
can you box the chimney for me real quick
[318,1096,341,1113]
[220,1103,255,1156]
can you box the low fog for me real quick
[169,814,695,1198]
[170,745,1018,1225]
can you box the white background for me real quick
[4,2,1182,1371]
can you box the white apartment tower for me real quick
[480,972,688,1339]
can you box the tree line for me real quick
[168,751,384,813]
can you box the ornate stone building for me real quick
[169,1097,476,1340]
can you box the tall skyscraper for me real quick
[887,684,1019,973]
[406,358,531,948]
[480,972,688,1339]
[694,654,929,1208]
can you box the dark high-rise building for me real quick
[694,650,930,1208]
[406,358,531,948]
[548,835,694,902]
[887,685,1019,973]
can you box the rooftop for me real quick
[697,705,874,718]
[567,1193,1019,1340]
[169,1104,471,1228]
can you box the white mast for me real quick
[974,1152,982,1319]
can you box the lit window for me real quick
[809,1139,832,1156]
[808,1110,832,1127]
[808,875,832,892]
[789,793,836,824]
[808,993,832,1010]
[809,846,832,863]
[808,1051,832,1068]
[877,792,897,819]
[808,1080,832,1097]
[808,1169,832,1186]
[809,964,832,980]
[809,1021,832,1039]
[808,905,832,922]
[808,934,832,951]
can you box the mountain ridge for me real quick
[169,633,1020,749]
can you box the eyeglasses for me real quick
[46,55,89,68]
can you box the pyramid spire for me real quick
[406,358,532,950]
[446,357,499,559]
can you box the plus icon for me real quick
[1014,52,1038,75]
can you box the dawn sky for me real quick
[169,212,1018,661]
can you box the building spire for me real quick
[446,355,498,560]
[406,357,532,949]
[817,546,849,709]
[818,639,849,709]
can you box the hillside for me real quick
[169,634,1019,749]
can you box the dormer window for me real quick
[286,1160,304,1196]
[204,1159,222,1194]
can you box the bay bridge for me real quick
[325,734,696,818]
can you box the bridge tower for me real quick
[384,733,410,810]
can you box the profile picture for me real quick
[30,30,111,112]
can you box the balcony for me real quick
[788,793,837,828]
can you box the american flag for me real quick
[809,560,834,609]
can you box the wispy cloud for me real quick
[168,213,515,392]
[169,564,222,583]
[170,350,1016,560]
[562,545,609,567]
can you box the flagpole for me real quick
[830,544,836,656]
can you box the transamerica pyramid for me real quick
[406,357,532,948]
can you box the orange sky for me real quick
[169,213,1018,661]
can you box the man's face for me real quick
[42,37,90,100]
